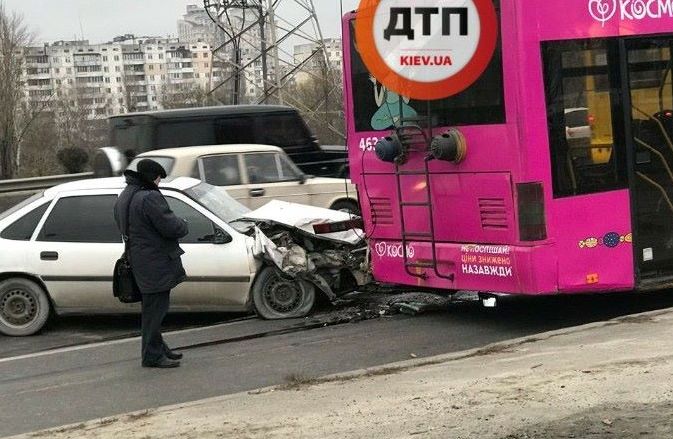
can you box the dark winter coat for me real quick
[114,171,189,294]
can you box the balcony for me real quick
[26,84,53,90]
[28,95,53,102]
[73,60,103,67]
[74,70,104,77]
[122,58,145,65]
[24,72,52,80]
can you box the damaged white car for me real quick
[0,177,368,336]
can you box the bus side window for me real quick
[542,38,627,198]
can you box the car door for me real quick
[242,152,312,209]
[30,191,130,313]
[163,192,252,311]
[196,154,249,204]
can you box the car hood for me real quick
[240,200,363,245]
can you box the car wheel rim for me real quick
[263,276,303,314]
[0,289,38,327]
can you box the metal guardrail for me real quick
[0,173,94,194]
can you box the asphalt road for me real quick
[0,313,246,360]
[2,291,673,437]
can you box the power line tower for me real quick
[202,0,344,141]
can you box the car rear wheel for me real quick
[0,278,51,336]
[330,199,361,216]
[252,267,315,320]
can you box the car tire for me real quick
[330,199,361,216]
[252,267,315,320]
[0,278,51,336]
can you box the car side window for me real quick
[278,154,301,180]
[37,195,120,243]
[165,197,217,244]
[0,202,50,241]
[200,155,242,186]
[244,153,280,184]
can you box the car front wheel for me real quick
[252,267,315,320]
[0,278,51,336]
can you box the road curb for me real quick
[277,304,673,388]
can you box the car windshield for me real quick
[0,192,45,222]
[127,156,175,174]
[185,182,250,223]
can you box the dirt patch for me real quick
[503,402,673,438]
[617,314,656,324]
[280,373,322,390]
[28,423,86,437]
[126,410,154,422]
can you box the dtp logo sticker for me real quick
[355,0,498,100]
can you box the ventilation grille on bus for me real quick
[370,197,393,225]
[479,198,508,230]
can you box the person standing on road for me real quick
[114,159,189,369]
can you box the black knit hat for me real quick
[137,159,167,182]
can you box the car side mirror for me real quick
[299,174,312,185]
[213,228,232,245]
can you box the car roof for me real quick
[137,144,284,158]
[44,176,200,196]
[109,105,296,121]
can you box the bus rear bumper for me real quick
[370,240,558,295]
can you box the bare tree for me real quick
[16,103,60,177]
[18,86,107,177]
[159,81,208,109]
[0,3,31,179]
[290,68,345,145]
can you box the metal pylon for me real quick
[203,0,344,140]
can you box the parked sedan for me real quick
[127,144,360,214]
[0,177,366,336]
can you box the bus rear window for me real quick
[348,0,505,132]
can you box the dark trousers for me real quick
[141,290,171,364]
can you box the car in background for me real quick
[0,177,366,336]
[128,144,360,214]
[93,105,349,179]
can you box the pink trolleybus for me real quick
[343,0,673,296]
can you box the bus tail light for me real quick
[430,129,467,163]
[375,134,404,163]
[517,182,547,242]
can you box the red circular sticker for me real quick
[355,0,498,100]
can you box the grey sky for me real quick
[2,0,360,45]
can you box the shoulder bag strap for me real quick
[123,189,140,256]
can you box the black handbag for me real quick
[113,192,142,303]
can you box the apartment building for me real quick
[21,35,223,120]
[293,38,343,84]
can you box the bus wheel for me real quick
[252,267,315,320]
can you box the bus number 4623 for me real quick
[359,137,380,151]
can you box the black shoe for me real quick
[165,350,183,360]
[142,358,180,368]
